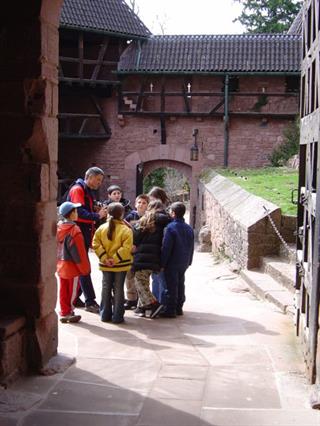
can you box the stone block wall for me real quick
[198,172,282,269]
[280,215,297,244]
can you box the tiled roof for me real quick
[118,34,301,73]
[60,0,151,38]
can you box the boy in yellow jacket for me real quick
[92,202,133,323]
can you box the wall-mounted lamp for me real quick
[190,128,199,161]
[150,82,154,92]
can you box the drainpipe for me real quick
[135,40,142,69]
[223,74,230,168]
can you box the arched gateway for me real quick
[124,146,202,226]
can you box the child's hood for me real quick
[57,221,80,242]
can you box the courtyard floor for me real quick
[1,251,320,426]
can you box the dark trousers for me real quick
[163,266,187,314]
[77,222,96,306]
[101,271,127,322]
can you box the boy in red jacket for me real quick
[57,202,91,323]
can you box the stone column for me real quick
[0,0,62,375]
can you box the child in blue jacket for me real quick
[160,202,194,317]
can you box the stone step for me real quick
[261,256,296,293]
[240,269,294,315]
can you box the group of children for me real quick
[56,185,194,324]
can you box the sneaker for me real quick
[85,302,100,314]
[150,302,164,319]
[133,307,145,317]
[73,298,85,308]
[60,314,81,323]
[176,307,184,316]
[112,318,125,324]
[124,300,138,310]
[159,311,177,318]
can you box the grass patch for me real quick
[217,167,298,216]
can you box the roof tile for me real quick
[119,34,301,73]
[60,0,151,38]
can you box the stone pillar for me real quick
[0,0,62,376]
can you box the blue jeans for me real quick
[151,271,167,304]
[77,223,96,305]
[100,271,126,322]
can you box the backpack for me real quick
[58,180,77,206]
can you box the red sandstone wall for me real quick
[58,74,299,201]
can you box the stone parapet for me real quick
[199,172,281,269]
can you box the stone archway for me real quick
[0,0,63,381]
[124,145,203,226]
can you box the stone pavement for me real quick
[1,251,320,426]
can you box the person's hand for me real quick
[98,207,108,219]
[131,245,136,253]
[104,258,115,267]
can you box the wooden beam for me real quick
[59,77,120,86]
[78,32,84,80]
[60,56,118,66]
[182,84,191,113]
[209,98,225,114]
[118,110,296,118]
[136,79,147,111]
[121,90,299,97]
[91,36,110,80]
[90,94,111,134]
[59,113,100,118]
[160,83,166,144]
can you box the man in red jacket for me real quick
[68,167,108,312]
[57,202,91,323]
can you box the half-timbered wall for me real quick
[59,73,299,201]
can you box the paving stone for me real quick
[203,364,281,409]
[0,415,18,426]
[39,380,146,414]
[159,364,209,380]
[64,358,161,392]
[136,398,202,426]
[200,408,320,426]
[195,344,271,366]
[150,377,205,400]
[22,411,138,426]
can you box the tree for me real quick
[143,168,166,193]
[269,117,300,166]
[163,168,189,197]
[126,0,140,16]
[233,0,303,33]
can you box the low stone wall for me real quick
[280,215,297,244]
[198,172,282,269]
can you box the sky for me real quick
[125,0,245,35]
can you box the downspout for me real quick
[224,74,230,168]
[135,40,142,69]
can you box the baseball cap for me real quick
[59,201,81,217]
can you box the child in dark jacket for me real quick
[57,202,91,323]
[104,184,132,216]
[123,194,149,310]
[160,202,194,317]
[132,200,170,318]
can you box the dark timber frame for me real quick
[296,0,320,388]
[59,29,124,140]
[118,73,299,166]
